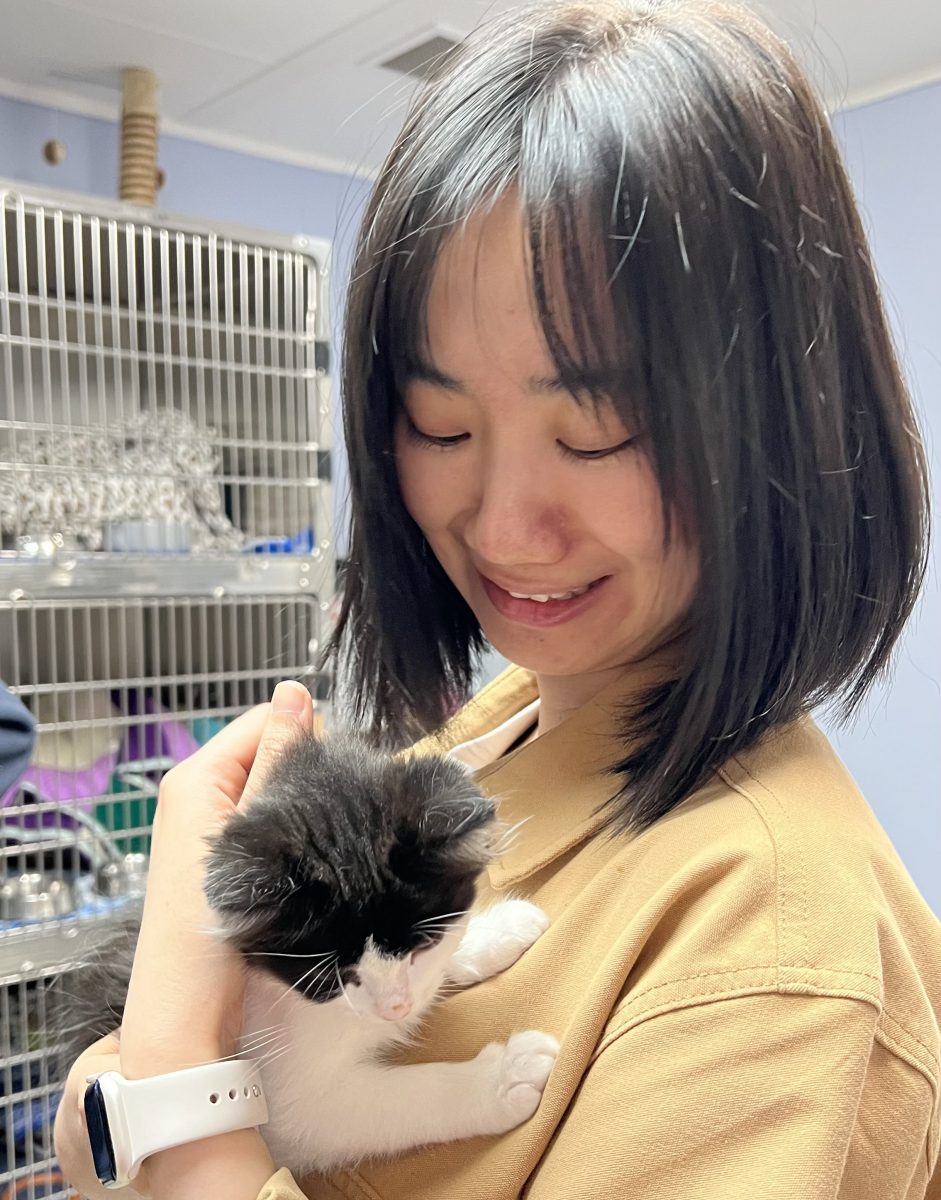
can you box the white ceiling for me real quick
[1,0,940,178]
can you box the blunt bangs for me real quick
[328,0,929,834]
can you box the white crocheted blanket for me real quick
[0,408,244,551]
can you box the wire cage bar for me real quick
[0,180,334,1199]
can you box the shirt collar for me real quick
[413,645,687,889]
[449,698,540,771]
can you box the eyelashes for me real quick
[555,436,640,461]
[401,416,639,461]
[403,420,468,450]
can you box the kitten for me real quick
[59,734,557,1175]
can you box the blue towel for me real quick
[0,682,36,796]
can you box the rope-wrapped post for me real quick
[119,67,159,205]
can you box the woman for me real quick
[56,1,940,1197]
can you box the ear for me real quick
[388,761,497,883]
[202,843,297,919]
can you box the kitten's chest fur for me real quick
[241,967,419,1158]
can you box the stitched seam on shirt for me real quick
[614,963,884,1019]
[874,1022,941,1172]
[877,1009,941,1079]
[718,756,812,969]
[333,1171,383,1200]
[712,763,781,973]
[597,983,882,1064]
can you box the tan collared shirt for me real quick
[258,664,941,1200]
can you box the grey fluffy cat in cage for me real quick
[57,733,558,1174]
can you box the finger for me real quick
[240,681,315,808]
[186,702,272,775]
[180,684,319,811]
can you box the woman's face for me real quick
[394,202,698,682]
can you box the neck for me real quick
[533,665,627,735]
[532,632,691,737]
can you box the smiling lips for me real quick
[479,573,608,627]
[506,584,590,603]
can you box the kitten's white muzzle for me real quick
[377,996,413,1021]
[356,941,416,1021]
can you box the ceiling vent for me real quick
[379,33,460,81]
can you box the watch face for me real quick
[84,1079,117,1185]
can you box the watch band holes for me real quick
[228,1088,238,1100]
[252,1084,261,1097]
[243,1086,250,1097]
[209,1092,220,1104]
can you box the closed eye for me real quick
[409,940,439,963]
[557,436,639,461]
[403,417,469,449]
[403,414,639,459]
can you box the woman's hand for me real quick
[121,683,316,1075]
[54,681,317,1198]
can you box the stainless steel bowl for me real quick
[0,873,75,920]
[96,853,150,899]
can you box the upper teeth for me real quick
[507,585,590,602]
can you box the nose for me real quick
[465,459,568,567]
[377,998,413,1022]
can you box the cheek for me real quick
[394,435,444,532]
[584,456,669,557]
[599,461,699,603]
[409,930,461,985]
[407,947,438,988]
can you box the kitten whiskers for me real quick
[334,961,358,1016]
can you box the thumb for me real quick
[240,681,319,808]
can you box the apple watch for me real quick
[83,1059,269,1189]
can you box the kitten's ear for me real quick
[389,757,497,881]
[202,821,332,940]
[389,819,493,884]
[202,843,295,919]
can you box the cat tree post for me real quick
[119,67,159,205]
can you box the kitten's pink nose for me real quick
[378,998,412,1021]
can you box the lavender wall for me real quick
[823,83,941,911]
[0,85,938,910]
[0,95,370,251]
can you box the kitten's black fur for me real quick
[56,734,495,1067]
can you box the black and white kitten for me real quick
[61,734,557,1175]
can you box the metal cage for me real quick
[0,180,334,1199]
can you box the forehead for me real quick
[422,202,544,375]
[419,198,621,392]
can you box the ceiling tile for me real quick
[183,0,516,171]
[752,0,941,107]
[0,0,938,176]
[0,0,268,118]
[45,0,398,67]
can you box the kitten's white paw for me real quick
[451,900,550,983]
[475,1029,559,1134]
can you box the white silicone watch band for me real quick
[92,1059,268,1184]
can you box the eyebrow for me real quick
[406,359,627,397]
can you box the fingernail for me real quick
[271,680,309,716]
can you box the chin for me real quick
[481,632,594,677]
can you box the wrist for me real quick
[83,1060,268,1190]
[141,1128,275,1200]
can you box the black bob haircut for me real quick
[327,0,930,835]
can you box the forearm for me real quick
[55,1085,274,1200]
[143,1128,276,1200]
